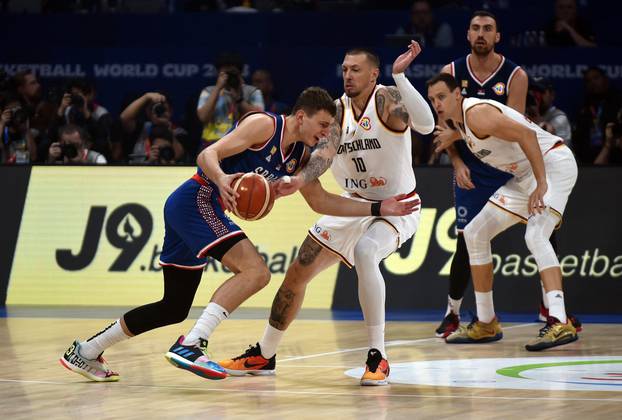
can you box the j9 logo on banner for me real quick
[55,204,153,271]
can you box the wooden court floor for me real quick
[1,309,621,419]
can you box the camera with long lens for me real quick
[225,69,241,91]
[59,143,79,160]
[152,102,167,118]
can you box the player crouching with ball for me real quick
[60,87,417,383]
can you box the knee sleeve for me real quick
[525,212,560,271]
[464,204,516,266]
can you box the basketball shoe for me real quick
[218,343,276,376]
[538,302,583,332]
[59,339,119,382]
[360,349,390,386]
[435,312,460,338]
[445,316,503,344]
[164,336,227,380]
[525,316,578,351]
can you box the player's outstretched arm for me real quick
[273,102,343,198]
[388,40,435,134]
[196,113,273,211]
[299,180,420,217]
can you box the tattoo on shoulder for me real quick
[386,86,402,103]
[378,87,409,125]
[300,108,342,183]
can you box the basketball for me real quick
[231,173,275,221]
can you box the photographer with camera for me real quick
[0,94,37,164]
[46,124,107,164]
[196,52,264,150]
[145,125,177,165]
[594,109,622,165]
[120,91,186,163]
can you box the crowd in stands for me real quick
[1,0,620,165]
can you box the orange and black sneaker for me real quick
[218,343,275,376]
[360,349,390,386]
[538,301,583,332]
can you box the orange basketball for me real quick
[231,173,275,221]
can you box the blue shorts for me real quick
[454,142,512,231]
[159,176,244,269]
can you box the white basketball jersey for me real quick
[459,97,562,181]
[331,85,416,200]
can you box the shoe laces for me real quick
[537,316,561,337]
[233,343,262,360]
[465,312,479,330]
[365,349,383,373]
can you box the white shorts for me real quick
[308,192,421,267]
[488,145,577,223]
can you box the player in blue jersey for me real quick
[433,10,580,338]
[59,87,418,383]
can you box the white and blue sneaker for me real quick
[60,339,120,382]
[165,335,227,380]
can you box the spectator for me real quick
[573,67,622,163]
[544,0,596,47]
[196,52,263,151]
[0,94,37,164]
[47,124,106,164]
[119,91,186,163]
[528,76,572,148]
[251,69,290,115]
[394,0,454,48]
[11,69,57,142]
[594,110,622,165]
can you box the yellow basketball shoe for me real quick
[218,343,276,376]
[445,316,503,344]
[525,316,578,351]
[360,349,390,386]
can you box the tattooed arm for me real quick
[376,86,411,132]
[273,101,343,198]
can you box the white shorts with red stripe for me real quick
[308,192,421,268]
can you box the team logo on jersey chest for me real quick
[492,82,506,96]
[359,117,371,130]
[286,159,297,173]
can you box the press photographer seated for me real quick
[47,124,107,164]
[145,125,176,165]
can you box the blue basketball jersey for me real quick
[450,54,522,229]
[198,111,307,185]
[451,54,521,186]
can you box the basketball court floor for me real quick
[1,307,620,419]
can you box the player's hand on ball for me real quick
[273,175,304,199]
[217,172,243,212]
[380,195,421,216]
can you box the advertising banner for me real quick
[7,166,342,308]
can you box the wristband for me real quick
[371,202,382,216]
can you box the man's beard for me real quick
[472,42,493,56]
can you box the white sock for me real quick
[475,291,495,323]
[367,324,386,358]
[546,290,567,323]
[183,302,229,346]
[541,282,549,308]
[258,324,284,359]
[80,320,130,360]
[446,296,463,316]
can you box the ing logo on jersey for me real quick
[286,159,297,173]
[492,82,506,96]
[359,117,372,131]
